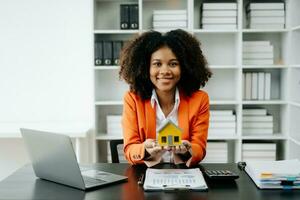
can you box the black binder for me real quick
[112,41,123,65]
[129,4,139,29]
[94,41,103,66]
[120,4,130,29]
[103,41,112,65]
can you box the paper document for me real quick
[245,159,300,189]
[143,168,208,191]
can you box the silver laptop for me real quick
[20,128,127,190]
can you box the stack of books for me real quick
[243,41,274,65]
[152,10,187,30]
[201,0,237,30]
[243,72,271,100]
[245,159,300,189]
[202,142,228,163]
[209,110,236,135]
[243,109,273,135]
[107,143,127,163]
[106,115,122,136]
[246,0,285,29]
[242,143,276,162]
[95,41,123,66]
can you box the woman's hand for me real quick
[171,140,192,155]
[144,139,165,159]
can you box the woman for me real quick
[119,29,211,167]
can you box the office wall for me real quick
[0,0,94,180]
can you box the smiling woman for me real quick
[119,29,212,167]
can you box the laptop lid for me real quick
[21,128,128,190]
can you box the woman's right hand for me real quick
[144,139,165,159]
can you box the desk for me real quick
[0,163,300,200]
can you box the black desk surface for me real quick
[1,163,300,200]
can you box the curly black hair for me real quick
[119,29,212,100]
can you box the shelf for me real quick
[290,101,300,108]
[94,66,119,70]
[210,100,239,105]
[95,101,123,106]
[242,65,288,69]
[242,100,287,105]
[208,135,238,140]
[242,134,287,140]
[290,65,300,68]
[291,25,300,31]
[242,29,288,33]
[290,136,300,146]
[209,65,238,69]
[193,29,238,33]
[94,30,139,34]
[96,134,122,140]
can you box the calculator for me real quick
[203,169,239,180]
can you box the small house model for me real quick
[157,120,182,146]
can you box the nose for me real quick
[159,64,170,75]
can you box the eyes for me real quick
[152,61,179,68]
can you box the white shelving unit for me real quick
[93,0,300,163]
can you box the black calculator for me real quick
[203,169,239,180]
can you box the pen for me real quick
[138,174,145,185]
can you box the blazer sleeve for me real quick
[187,92,210,167]
[122,92,145,165]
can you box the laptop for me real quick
[20,128,128,190]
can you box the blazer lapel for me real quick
[178,92,189,139]
[145,100,156,139]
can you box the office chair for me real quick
[109,139,124,163]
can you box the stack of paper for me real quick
[209,110,236,135]
[242,143,276,161]
[152,10,187,30]
[245,159,300,189]
[202,142,228,163]
[243,41,274,65]
[143,168,208,191]
[242,109,273,135]
[246,1,285,29]
[201,0,237,30]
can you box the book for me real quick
[243,115,273,122]
[103,41,112,65]
[153,10,187,15]
[243,143,276,150]
[210,122,236,128]
[249,23,285,29]
[243,59,273,65]
[243,109,267,115]
[202,24,237,29]
[258,72,265,100]
[243,52,273,59]
[210,110,233,116]
[210,115,236,121]
[245,73,252,100]
[129,4,139,29]
[202,3,237,10]
[248,10,285,17]
[243,41,270,46]
[202,10,237,17]
[264,73,271,100]
[209,128,236,135]
[243,128,273,134]
[153,20,187,28]
[112,41,123,65]
[94,41,103,66]
[245,159,300,189]
[202,17,237,24]
[243,46,273,53]
[243,122,273,128]
[251,72,258,100]
[120,5,130,29]
[247,2,285,10]
[243,151,276,157]
[250,17,285,24]
[143,168,208,191]
[153,14,187,21]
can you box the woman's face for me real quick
[149,46,181,94]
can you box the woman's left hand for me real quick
[170,140,191,155]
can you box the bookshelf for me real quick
[93,0,300,163]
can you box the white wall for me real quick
[0,0,94,180]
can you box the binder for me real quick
[103,41,112,65]
[120,4,130,29]
[94,41,103,66]
[112,41,123,65]
[129,4,139,29]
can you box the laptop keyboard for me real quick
[83,176,106,187]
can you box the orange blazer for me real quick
[122,90,210,166]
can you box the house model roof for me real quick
[157,119,182,133]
